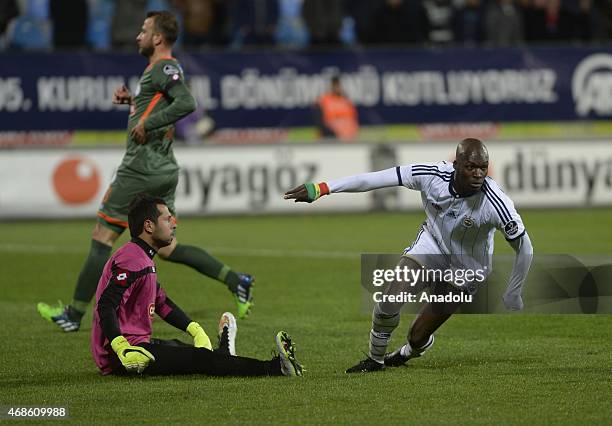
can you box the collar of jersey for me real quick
[131,237,157,259]
[448,172,481,199]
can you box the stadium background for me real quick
[1,0,611,424]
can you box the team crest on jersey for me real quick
[148,303,155,318]
[163,64,180,75]
[504,220,519,236]
[462,216,475,228]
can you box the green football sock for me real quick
[72,239,112,311]
[166,244,241,292]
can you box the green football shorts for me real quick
[97,171,178,233]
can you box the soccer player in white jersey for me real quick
[284,138,533,373]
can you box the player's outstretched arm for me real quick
[503,233,534,311]
[284,167,404,203]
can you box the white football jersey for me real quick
[397,161,525,269]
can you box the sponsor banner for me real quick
[1,141,611,219]
[1,47,612,133]
[0,145,370,219]
[395,140,612,209]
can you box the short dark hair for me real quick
[146,10,178,44]
[128,194,167,238]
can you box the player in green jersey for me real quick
[38,11,254,332]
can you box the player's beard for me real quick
[152,235,173,249]
[139,43,154,58]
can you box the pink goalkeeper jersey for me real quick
[91,239,173,375]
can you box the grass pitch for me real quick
[1,209,611,424]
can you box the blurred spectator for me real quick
[485,0,524,46]
[345,0,379,44]
[454,0,485,45]
[315,75,359,141]
[174,0,227,46]
[368,0,423,45]
[111,0,147,49]
[421,0,456,44]
[49,0,88,47]
[558,0,593,42]
[302,0,342,46]
[518,0,547,41]
[0,0,19,35]
[593,0,612,41]
[228,0,278,47]
[275,0,308,48]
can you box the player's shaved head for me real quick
[456,138,488,163]
[453,138,489,196]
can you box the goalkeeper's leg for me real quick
[138,342,283,376]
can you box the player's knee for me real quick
[373,302,397,319]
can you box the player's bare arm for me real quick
[284,168,401,203]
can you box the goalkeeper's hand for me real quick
[187,322,212,350]
[502,291,523,311]
[284,182,329,203]
[110,336,156,374]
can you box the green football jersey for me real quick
[119,57,196,175]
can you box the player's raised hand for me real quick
[112,84,132,105]
[131,122,147,145]
[284,182,329,203]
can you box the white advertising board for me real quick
[0,145,371,219]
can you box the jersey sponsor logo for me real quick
[148,303,155,317]
[462,216,475,228]
[163,65,180,76]
[504,220,519,236]
[113,268,131,286]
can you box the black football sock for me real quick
[71,239,112,312]
[166,244,241,292]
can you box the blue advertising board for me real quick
[1,46,612,131]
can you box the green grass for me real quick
[1,209,611,424]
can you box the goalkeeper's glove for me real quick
[187,321,212,350]
[110,335,156,374]
[303,182,330,203]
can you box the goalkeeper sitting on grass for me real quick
[91,194,302,377]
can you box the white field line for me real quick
[0,243,360,260]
